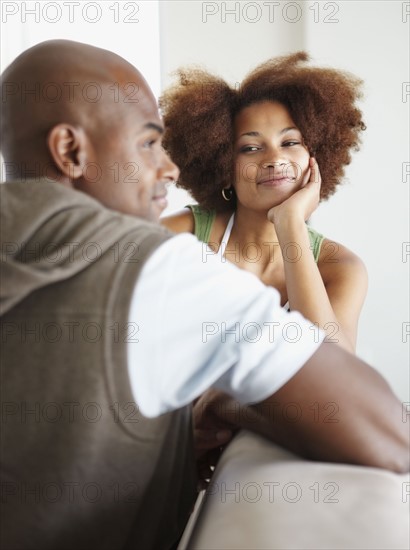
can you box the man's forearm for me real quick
[194,344,409,473]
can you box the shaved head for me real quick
[0,40,178,221]
[1,40,152,166]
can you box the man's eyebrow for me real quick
[144,122,164,134]
[238,127,299,139]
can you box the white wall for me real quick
[305,1,409,402]
[0,1,161,96]
[159,0,410,402]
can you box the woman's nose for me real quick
[261,160,286,168]
[261,145,286,168]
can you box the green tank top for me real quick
[187,204,324,263]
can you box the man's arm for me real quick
[130,233,409,472]
[194,343,409,473]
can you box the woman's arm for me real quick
[270,158,367,352]
[317,240,368,350]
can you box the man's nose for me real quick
[160,149,180,182]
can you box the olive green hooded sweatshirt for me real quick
[0,179,196,550]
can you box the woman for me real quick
[160,52,367,352]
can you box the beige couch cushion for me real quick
[179,430,409,550]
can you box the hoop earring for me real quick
[222,187,233,201]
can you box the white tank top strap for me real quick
[220,212,290,310]
[219,213,235,257]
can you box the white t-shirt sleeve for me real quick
[128,233,324,417]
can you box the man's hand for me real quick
[193,390,236,488]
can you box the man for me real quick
[0,40,408,550]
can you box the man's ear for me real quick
[47,124,88,180]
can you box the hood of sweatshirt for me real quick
[0,179,167,316]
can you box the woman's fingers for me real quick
[309,157,322,186]
[301,166,311,187]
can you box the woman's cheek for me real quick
[235,160,259,184]
[301,168,310,186]
[234,160,242,184]
[245,164,260,184]
[296,153,310,183]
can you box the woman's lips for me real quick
[258,177,293,187]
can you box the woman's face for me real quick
[233,100,310,211]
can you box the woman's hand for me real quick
[268,157,321,225]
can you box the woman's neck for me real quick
[232,205,279,244]
[222,205,284,272]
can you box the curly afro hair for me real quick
[160,52,366,212]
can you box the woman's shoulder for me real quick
[161,204,232,246]
[317,237,368,285]
[160,207,195,234]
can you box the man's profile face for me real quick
[74,75,179,222]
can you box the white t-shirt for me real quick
[128,234,324,417]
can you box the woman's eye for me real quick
[283,141,300,147]
[240,145,260,153]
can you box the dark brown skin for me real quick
[195,344,410,475]
[1,40,178,221]
[1,41,409,475]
